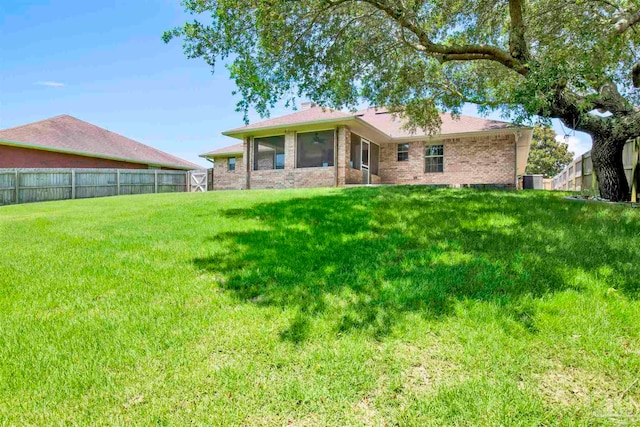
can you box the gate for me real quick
[189,170,208,192]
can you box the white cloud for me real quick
[35,81,65,87]
[555,134,590,157]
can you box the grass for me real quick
[0,186,639,426]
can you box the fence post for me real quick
[632,138,639,203]
[580,153,585,192]
[116,170,121,195]
[14,170,19,204]
[591,160,598,194]
[187,171,191,192]
[154,170,158,193]
[71,170,76,199]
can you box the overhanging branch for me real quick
[614,9,640,34]
[357,0,529,75]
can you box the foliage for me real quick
[164,1,637,127]
[165,0,640,200]
[525,125,574,177]
[1,188,640,425]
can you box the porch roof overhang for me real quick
[222,116,391,143]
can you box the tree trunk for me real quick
[591,136,629,201]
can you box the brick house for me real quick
[0,115,199,170]
[201,103,532,190]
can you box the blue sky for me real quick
[1,0,592,167]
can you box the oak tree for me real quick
[165,0,640,200]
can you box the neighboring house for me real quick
[0,115,199,170]
[201,103,532,191]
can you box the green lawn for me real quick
[1,187,639,426]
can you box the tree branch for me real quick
[508,0,530,62]
[614,9,640,34]
[593,81,636,114]
[356,0,529,75]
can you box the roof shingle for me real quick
[355,108,517,138]
[224,107,353,133]
[0,115,200,170]
[200,142,244,157]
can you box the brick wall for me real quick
[212,156,244,190]
[378,134,515,187]
[336,126,348,186]
[211,130,516,190]
[250,167,334,189]
[248,130,335,190]
[346,167,361,184]
[0,145,152,169]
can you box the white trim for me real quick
[223,117,356,138]
[424,143,445,174]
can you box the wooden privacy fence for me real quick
[551,138,640,201]
[0,168,206,206]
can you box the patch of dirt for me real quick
[243,413,321,427]
[123,394,145,410]
[353,395,383,426]
[400,342,467,394]
[535,364,637,415]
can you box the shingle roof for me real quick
[224,107,354,134]
[0,115,200,170]
[200,142,244,157]
[208,105,527,157]
[355,108,517,138]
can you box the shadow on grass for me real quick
[193,186,640,341]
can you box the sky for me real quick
[1,0,593,168]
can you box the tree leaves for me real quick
[525,125,575,178]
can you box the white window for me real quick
[425,145,444,173]
[397,143,409,162]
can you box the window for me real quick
[397,143,409,162]
[296,130,335,168]
[425,145,444,173]
[228,157,236,171]
[254,136,285,170]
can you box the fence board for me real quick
[0,168,198,206]
[551,138,639,196]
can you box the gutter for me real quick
[199,151,243,159]
[222,116,358,138]
[0,139,198,170]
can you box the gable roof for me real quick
[221,105,524,139]
[355,108,518,139]
[0,115,200,170]
[206,105,531,159]
[200,142,244,158]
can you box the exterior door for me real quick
[361,140,370,184]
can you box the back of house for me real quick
[201,103,532,191]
